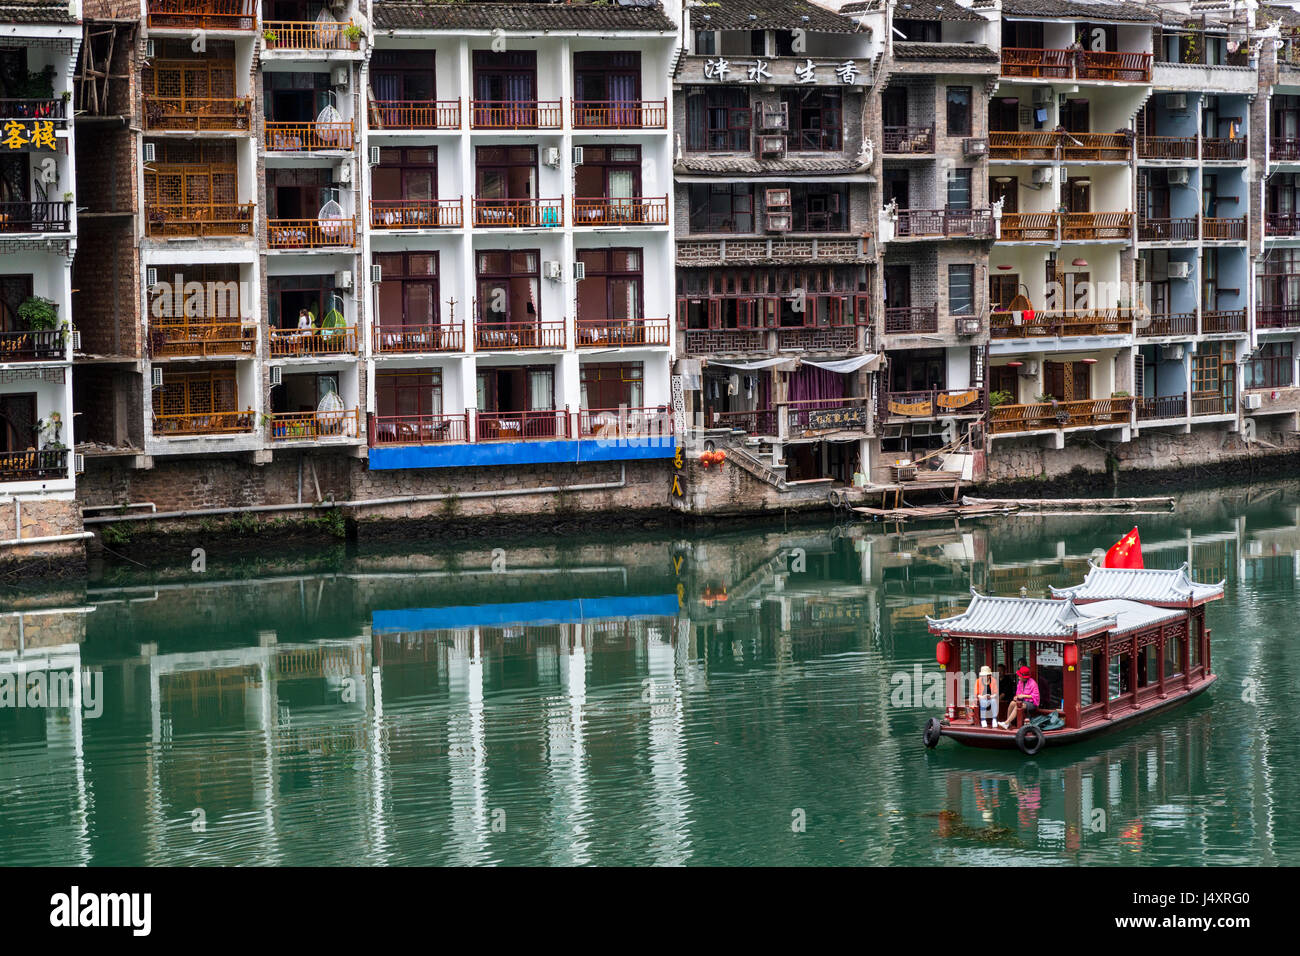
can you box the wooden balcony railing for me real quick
[1203,137,1246,161]
[684,328,767,354]
[472,197,564,228]
[265,120,353,151]
[1001,47,1073,78]
[1063,211,1133,241]
[711,407,778,436]
[1001,48,1150,82]
[475,321,566,351]
[988,130,1057,160]
[883,125,934,154]
[0,200,70,234]
[999,212,1058,241]
[145,0,256,30]
[477,409,569,441]
[1192,391,1235,416]
[1257,305,1300,330]
[884,304,938,334]
[470,100,563,130]
[1137,136,1198,160]
[369,198,463,230]
[266,217,356,249]
[1061,132,1130,162]
[1202,216,1246,240]
[895,208,994,239]
[262,20,357,51]
[1265,212,1300,236]
[0,447,67,482]
[372,323,465,353]
[1271,138,1300,163]
[775,325,860,351]
[990,397,1133,434]
[1138,217,1197,241]
[371,412,469,446]
[149,321,255,357]
[0,98,65,121]
[572,100,667,129]
[146,202,255,238]
[990,130,1128,160]
[990,308,1135,339]
[572,196,668,226]
[1137,393,1187,421]
[576,317,670,347]
[881,388,984,419]
[368,99,460,130]
[144,95,252,132]
[1078,50,1152,82]
[676,236,871,264]
[1243,356,1295,390]
[153,409,256,436]
[0,328,65,361]
[1201,309,1247,333]
[268,408,361,442]
[578,406,672,438]
[268,326,358,356]
[1139,312,1197,337]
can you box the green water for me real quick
[3,483,1299,866]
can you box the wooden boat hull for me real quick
[936,674,1215,751]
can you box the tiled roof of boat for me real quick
[844,0,985,20]
[1079,599,1185,634]
[928,592,1115,637]
[1050,563,1225,604]
[1000,0,1159,23]
[0,0,78,23]
[893,41,999,61]
[372,1,676,33]
[688,0,859,34]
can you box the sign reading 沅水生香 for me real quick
[2,119,58,152]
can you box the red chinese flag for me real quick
[1104,527,1144,569]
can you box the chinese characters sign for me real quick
[3,120,58,152]
[699,57,865,86]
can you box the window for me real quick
[573,51,640,104]
[475,145,537,200]
[476,250,540,324]
[472,50,536,103]
[947,169,972,210]
[154,368,238,419]
[791,184,848,231]
[581,362,644,410]
[781,88,842,151]
[0,393,36,453]
[694,31,716,55]
[685,87,750,152]
[948,265,974,315]
[688,183,754,233]
[372,147,437,202]
[375,252,439,329]
[577,248,642,321]
[377,369,442,418]
[1244,341,1293,389]
[0,274,34,333]
[370,50,435,123]
[1164,633,1183,678]
[574,145,642,206]
[946,86,972,137]
[895,19,940,42]
[268,273,337,331]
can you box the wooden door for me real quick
[989,273,1019,312]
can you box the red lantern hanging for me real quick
[935,640,951,666]
[1064,644,1078,668]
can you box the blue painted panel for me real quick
[373,594,679,631]
[369,437,676,470]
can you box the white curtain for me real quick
[529,370,553,410]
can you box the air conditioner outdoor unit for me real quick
[1033,87,1054,106]
[270,366,283,387]
[143,143,156,164]
[1017,360,1040,377]
[572,146,584,166]
[71,329,81,352]
[573,261,586,280]
[74,453,84,475]
[1161,343,1186,361]
[151,366,163,389]
[335,270,353,289]
[1166,93,1187,110]
[368,145,381,166]
[1168,261,1191,278]
[370,264,382,282]
[146,267,158,288]
[543,260,562,280]
[543,147,561,167]
[760,104,788,130]
[766,212,792,232]
[963,137,988,156]
[1031,167,1052,184]
[1243,392,1262,410]
[758,135,786,157]
[331,66,349,87]
[1168,168,1190,186]
[957,317,981,335]
[144,39,155,59]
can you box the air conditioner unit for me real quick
[1166,93,1187,111]
[1168,261,1190,278]
[759,104,788,131]
[758,135,786,157]
[337,162,352,184]
[143,142,156,164]
[1031,167,1052,184]
[572,146,584,166]
[146,267,158,288]
[1017,360,1040,377]
[151,366,163,389]
[331,66,349,88]
[570,261,585,281]
[368,145,381,166]
[1032,87,1054,106]
[370,264,382,282]
[1243,392,1262,410]
[963,137,988,156]
[269,366,283,387]
[543,260,562,280]
[335,270,353,289]
[74,453,84,475]
[1168,168,1190,186]
[71,329,81,352]
[957,317,981,335]
[766,212,792,232]
[1160,343,1186,361]
[543,147,561,167]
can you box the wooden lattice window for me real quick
[153,369,238,418]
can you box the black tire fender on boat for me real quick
[923,717,942,749]
[1016,723,1045,756]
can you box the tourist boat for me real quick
[921,564,1222,755]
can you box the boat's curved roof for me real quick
[1050,562,1224,606]
[927,591,1116,639]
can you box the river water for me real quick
[2,482,1298,866]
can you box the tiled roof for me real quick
[845,0,985,21]
[928,592,1116,638]
[0,0,78,23]
[1264,5,1300,29]
[373,1,676,33]
[689,0,858,34]
[893,41,999,61]
[1000,0,1159,23]
[676,154,868,176]
[1050,563,1225,605]
[1077,599,1186,635]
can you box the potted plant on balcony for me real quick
[343,24,363,48]
[18,295,59,333]
[262,29,278,47]
[989,389,1014,408]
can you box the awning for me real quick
[706,357,789,371]
[802,354,882,374]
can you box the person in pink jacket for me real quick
[1000,666,1040,729]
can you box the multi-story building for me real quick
[1,0,83,555]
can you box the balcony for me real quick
[1265,213,1300,237]
[144,95,252,132]
[0,448,67,483]
[1203,138,1247,161]
[264,121,353,151]
[1271,138,1300,163]
[1256,306,1300,330]
[576,317,669,348]
[469,100,563,130]
[1139,312,1197,337]
[989,397,1133,434]
[999,212,1058,241]
[572,195,668,227]
[0,201,70,234]
[146,202,255,238]
[266,217,356,250]
[1201,309,1246,334]
[476,409,569,441]
[1063,211,1133,241]
[710,407,778,435]
[0,328,66,362]
[1136,393,1187,421]
[472,197,564,229]
[1137,217,1197,241]
[676,236,870,266]
[145,0,256,30]
[1137,136,1197,161]
[149,320,255,358]
[153,409,256,436]
[1202,216,1246,241]
[1192,392,1235,416]
[990,309,1135,339]
[268,408,361,442]
[371,412,470,445]
[262,20,358,51]
[474,321,566,351]
[989,130,1129,162]
[884,304,939,334]
[1001,48,1151,82]
[572,100,667,130]
[883,125,935,155]
[0,98,66,123]
[578,406,671,438]
[894,208,994,239]
[372,324,464,353]
[684,328,767,354]
[368,99,461,130]
[881,388,984,419]
[269,326,358,357]
[369,198,463,230]
[782,398,872,438]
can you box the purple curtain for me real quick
[788,367,846,425]
[608,74,637,126]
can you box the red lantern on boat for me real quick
[1064,644,1078,669]
[935,640,951,666]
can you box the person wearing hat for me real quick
[1000,665,1040,729]
[974,664,999,728]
